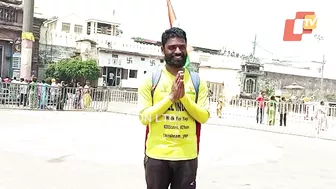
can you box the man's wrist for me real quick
[169,94,176,102]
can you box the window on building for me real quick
[141,57,145,61]
[245,78,255,93]
[12,56,21,69]
[87,22,91,35]
[97,22,112,35]
[74,24,83,33]
[122,69,128,79]
[129,70,138,78]
[112,54,118,58]
[61,22,70,32]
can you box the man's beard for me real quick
[164,54,187,68]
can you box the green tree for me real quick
[260,80,275,98]
[45,58,100,83]
[188,62,200,73]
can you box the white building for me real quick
[97,48,164,88]
[40,13,121,48]
[198,54,242,100]
[39,13,243,91]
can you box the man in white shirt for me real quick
[18,78,28,107]
[315,101,328,132]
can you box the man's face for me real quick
[161,37,187,68]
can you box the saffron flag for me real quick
[166,0,192,69]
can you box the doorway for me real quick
[106,67,122,86]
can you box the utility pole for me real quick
[312,55,326,99]
[20,0,35,79]
[312,34,325,100]
[321,54,325,95]
[252,34,257,56]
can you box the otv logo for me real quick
[283,12,317,41]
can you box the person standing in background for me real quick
[39,80,49,109]
[28,77,38,109]
[217,94,224,118]
[315,101,328,132]
[256,91,265,124]
[74,82,83,109]
[279,97,287,126]
[267,96,277,125]
[50,79,58,105]
[83,81,92,109]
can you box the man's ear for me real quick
[161,46,164,54]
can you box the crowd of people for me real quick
[255,91,328,132]
[212,90,329,132]
[0,76,93,110]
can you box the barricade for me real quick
[1,81,335,140]
[0,82,109,111]
[105,91,336,141]
[212,98,336,140]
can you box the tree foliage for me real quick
[260,80,275,98]
[188,62,200,73]
[45,58,100,83]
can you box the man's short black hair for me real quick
[161,27,187,46]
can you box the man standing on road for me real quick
[138,27,210,189]
[279,97,287,126]
[256,91,265,124]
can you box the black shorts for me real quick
[144,156,198,189]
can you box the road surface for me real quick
[0,110,336,188]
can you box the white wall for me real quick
[98,51,163,88]
[98,52,162,70]
[200,55,242,70]
[55,14,87,33]
[199,67,241,100]
[40,29,163,58]
[263,64,323,78]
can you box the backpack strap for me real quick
[189,71,200,103]
[151,68,162,98]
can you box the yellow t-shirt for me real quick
[138,67,210,160]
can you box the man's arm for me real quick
[180,80,210,123]
[138,76,173,125]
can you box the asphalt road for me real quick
[0,110,335,189]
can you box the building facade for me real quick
[40,14,243,89]
[0,0,45,78]
[38,13,123,79]
[198,52,242,101]
[261,62,336,98]
[97,48,163,88]
[0,0,22,78]
[239,56,264,99]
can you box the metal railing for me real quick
[1,82,335,140]
[0,82,113,111]
[210,98,336,140]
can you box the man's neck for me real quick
[165,64,184,76]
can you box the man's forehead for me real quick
[166,37,186,45]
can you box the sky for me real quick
[35,0,334,72]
